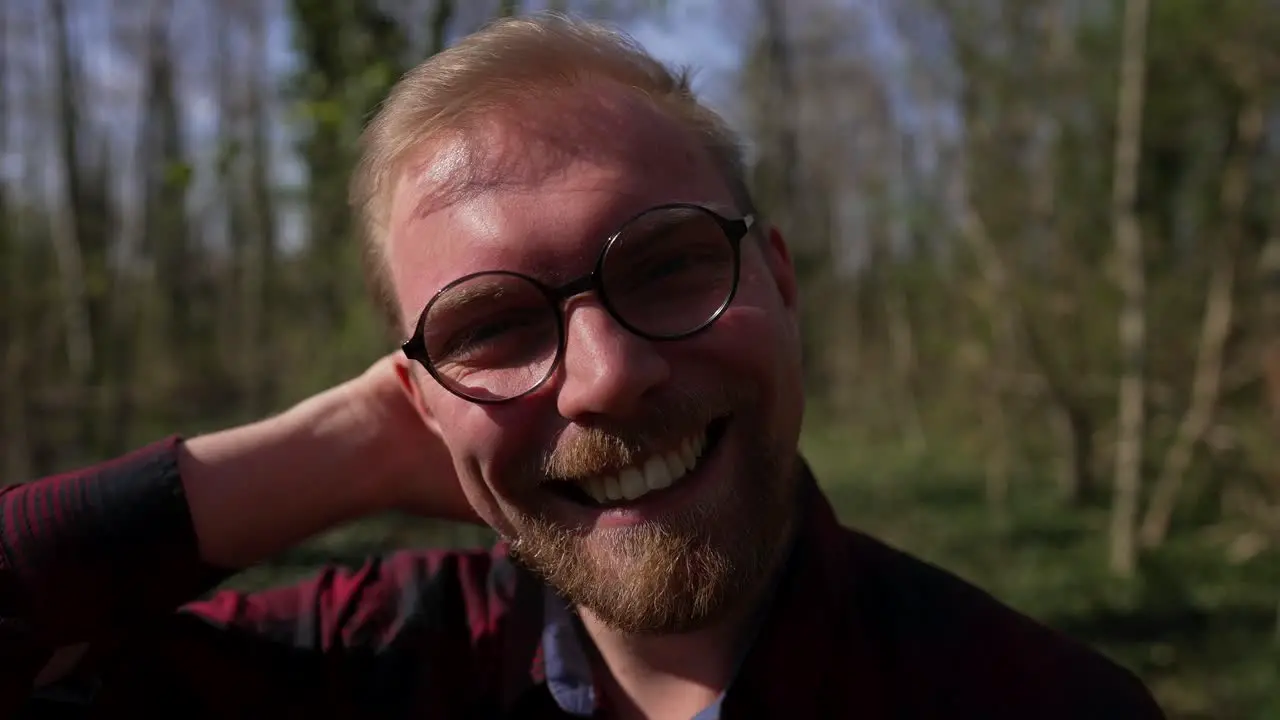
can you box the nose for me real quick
[555,301,670,421]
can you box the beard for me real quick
[505,383,799,635]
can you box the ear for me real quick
[393,355,445,437]
[761,224,799,312]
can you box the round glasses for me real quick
[401,203,756,404]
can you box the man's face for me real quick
[384,85,805,634]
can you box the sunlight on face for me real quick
[386,83,806,632]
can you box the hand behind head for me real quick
[344,353,480,524]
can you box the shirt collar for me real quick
[539,590,595,716]
[530,458,827,719]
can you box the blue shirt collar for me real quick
[540,587,733,719]
[540,589,598,716]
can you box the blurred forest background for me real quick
[1,0,1279,716]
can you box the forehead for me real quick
[384,86,734,325]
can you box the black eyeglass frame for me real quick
[401,202,757,404]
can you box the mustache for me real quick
[539,383,739,481]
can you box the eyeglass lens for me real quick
[420,206,738,401]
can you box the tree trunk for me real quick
[47,0,94,393]
[1032,0,1094,507]
[1053,402,1097,505]
[242,1,278,417]
[1139,99,1263,548]
[885,287,927,453]
[0,1,31,484]
[951,164,1019,510]
[1265,236,1280,442]
[1108,0,1152,578]
[758,0,801,229]
[430,0,455,54]
[1264,233,1280,646]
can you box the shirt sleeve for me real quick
[63,551,495,716]
[0,439,503,716]
[0,438,228,698]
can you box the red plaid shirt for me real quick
[1,437,1164,718]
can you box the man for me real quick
[2,14,1162,720]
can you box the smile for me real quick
[550,418,729,508]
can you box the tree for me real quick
[1139,89,1265,549]
[1107,0,1151,578]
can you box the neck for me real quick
[578,597,746,720]
[579,484,807,719]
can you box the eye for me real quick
[434,307,550,365]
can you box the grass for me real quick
[221,424,1280,719]
[800,424,1280,720]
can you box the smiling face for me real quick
[385,83,806,634]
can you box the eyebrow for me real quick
[612,201,740,239]
[411,177,484,222]
[426,281,508,318]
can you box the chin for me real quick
[508,412,798,635]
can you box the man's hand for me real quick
[182,353,476,569]
[338,353,478,523]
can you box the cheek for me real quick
[431,414,505,525]
[713,268,799,374]
[696,308,797,413]
[703,272,805,422]
[432,399,552,502]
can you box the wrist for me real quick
[285,381,404,518]
[294,356,480,525]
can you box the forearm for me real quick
[181,382,395,569]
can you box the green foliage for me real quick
[163,161,194,190]
[804,426,1280,719]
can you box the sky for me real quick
[624,0,748,110]
[0,0,762,251]
[16,0,745,186]
[8,0,941,256]
[39,0,917,178]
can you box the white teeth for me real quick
[604,476,622,501]
[618,468,648,500]
[584,477,608,503]
[680,439,696,468]
[570,429,712,506]
[642,456,672,490]
[664,451,687,480]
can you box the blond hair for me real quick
[350,13,754,330]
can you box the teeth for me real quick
[603,476,622,501]
[571,429,710,506]
[618,468,648,500]
[584,477,608,503]
[642,456,672,490]
[664,451,686,481]
[680,439,696,468]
